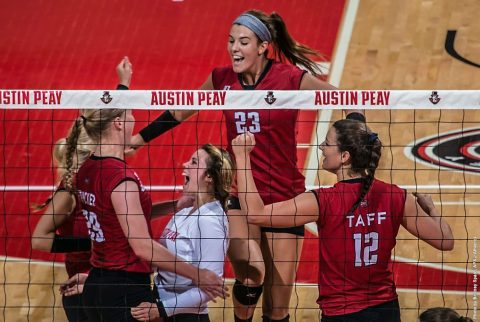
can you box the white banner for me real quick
[0,89,479,109]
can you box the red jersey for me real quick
[212,60,306,204]
[75,155,152,273]
[313,178,406,316]
[56,181,91,278]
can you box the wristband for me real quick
[139,111,181,142]
[346,112,366,123]
[50,235,91,253]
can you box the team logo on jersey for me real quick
[264,91,276,105]
[164,228,179,241]
[223,86,231,90]
[428,91,441,105]
[100,91,113,104]
[406,128,480,174]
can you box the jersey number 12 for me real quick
[353,232,379,267]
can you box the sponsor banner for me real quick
[0,89,479,109]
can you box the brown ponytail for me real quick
[63,117,85,192]
[32,121,95,211]
[245,10,325,76]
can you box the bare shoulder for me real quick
[300,73,336,90]
[199,73,214,90]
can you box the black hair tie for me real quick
[368,132,378,143]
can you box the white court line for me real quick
[297,144,314,149]
[0,185,184,192]
[432,201,480,205]
[305,196,478,235]
[305,199,475,234]
[393,255,475,274]
[4,184,480,192]
[304,185,480,190]
[304,0,360,187]
[397,288,475,296]
[3,184,480,192]
[0,255,65,268]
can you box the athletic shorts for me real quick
[62,293,88,322]
[83,267,153,322]
[321,299,401,322]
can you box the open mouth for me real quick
[183,172,190,187]
[233,55,244,63]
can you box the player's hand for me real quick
[131,302,162,322]
[413,192,435,215]
[231,132,256,158]
[124,133,146,157]
[59,273,88,296]
[193,268,229,302]
[116,56,133,88]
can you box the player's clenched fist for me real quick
[231,131,256,158]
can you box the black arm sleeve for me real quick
[116,84,129,90]
[116,83,181,143]
[345,112,366,123]
[138,110,181,143]
[50,234,91,253]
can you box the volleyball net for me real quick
[0,90,478,321]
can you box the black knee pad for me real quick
[234,314,253,322]
[233,279,263,306]
[262,314,290,322]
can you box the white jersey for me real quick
[155,200,229,316]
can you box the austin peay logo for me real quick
[264,91,276,105]
[406,128,480,174]
[429,91,441,104]
[100,91,113,104]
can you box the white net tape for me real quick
[0,89,478,109]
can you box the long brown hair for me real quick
[419,308,473,322]
[332,119,382,215]
[202,144,235,210]
[33,126,95,211]
[241,10,326,76]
